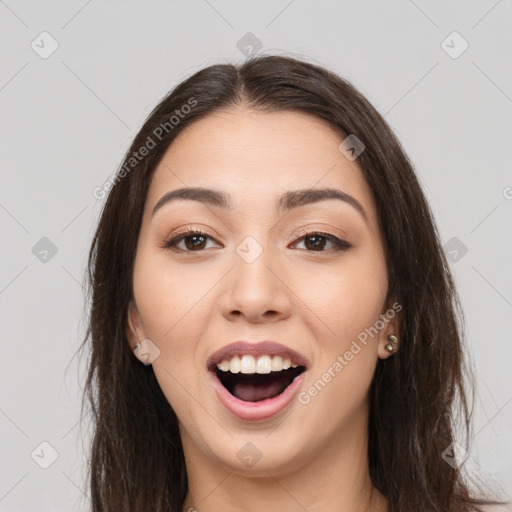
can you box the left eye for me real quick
[292,232,351,252]
[163,230,351,253]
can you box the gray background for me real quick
[1,1,511,510]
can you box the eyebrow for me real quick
[151,187,367,222]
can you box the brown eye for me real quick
[293,232,351,252]
[163,230,351,253]
[163,230,220,252]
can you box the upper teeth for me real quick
[217,355,298,374]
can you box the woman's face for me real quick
[127,107,398,476]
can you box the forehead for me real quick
[146,107,377,224]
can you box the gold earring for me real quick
[385,334,398,353]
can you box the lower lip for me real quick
[208,370,306,422]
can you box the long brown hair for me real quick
[78,54,507,511]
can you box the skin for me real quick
[126,107,400,512]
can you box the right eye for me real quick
[163,229,222,252]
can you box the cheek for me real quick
[293,244,388,347]
[132,246,213,341]
[131,248,223,398]
[297,244,387,418]
[292,252,387,438]
[132,252,211,417]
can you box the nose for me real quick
[221,243,292,324]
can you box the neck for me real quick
[180,407,388,512]
[183,454,385,512]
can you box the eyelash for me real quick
[162,228,352,253]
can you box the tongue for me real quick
[231,373,290,402]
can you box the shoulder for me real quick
[479,505,512,512]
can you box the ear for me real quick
[126,301,161,365]
[126,300,145,350]
[377,300,402,360]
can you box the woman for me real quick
[80,54,508,511]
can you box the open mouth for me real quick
[207,343,310,419]
[214,366,306,402]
